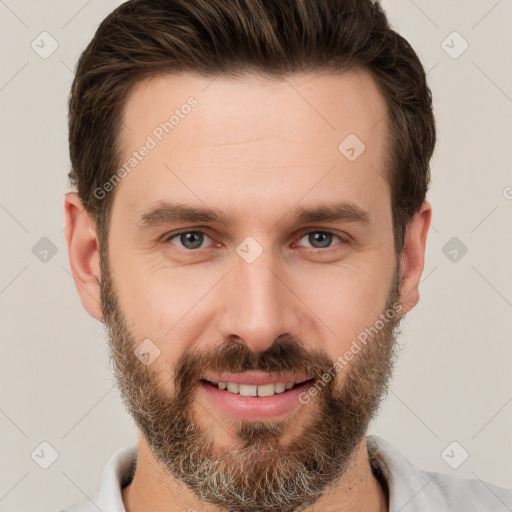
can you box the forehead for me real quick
[114,69,391,227]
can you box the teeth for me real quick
[226,382,239,394]
[239,384,258,396]
[275,382,286,393]
[216,381,297,396]
[257,383,276,397]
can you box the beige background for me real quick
[1,0,511,510]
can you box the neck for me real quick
[122,433,388,512]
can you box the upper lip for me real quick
[201,371,313,386]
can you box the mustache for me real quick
[172,336,336,398]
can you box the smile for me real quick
[198,372,315,420]
[202,379,312,397]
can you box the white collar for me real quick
[88,435,512,512]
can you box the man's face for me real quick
[100,70,403,511]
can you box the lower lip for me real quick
[198,380,313,421]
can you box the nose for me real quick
[217,250,299,353]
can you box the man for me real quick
[62,0,512,511]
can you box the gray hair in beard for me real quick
[100,248,403,512]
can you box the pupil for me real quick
[182,232,203,249]
[310,232,332,248]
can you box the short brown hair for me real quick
[68,0,435,254]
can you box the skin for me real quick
[64,69,431,511]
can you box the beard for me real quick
[99,248,403,512]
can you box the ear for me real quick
[398,200,432,315]
[64,192,103,322]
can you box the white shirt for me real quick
[61,435,512,511]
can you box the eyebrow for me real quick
[136,201,371,228]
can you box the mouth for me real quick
[198,372,315,420]
[200,378,313,397]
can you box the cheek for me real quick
[293,262,393,344]
[108,257,217,355]
[108,227,396,367]
[297,275,395,389]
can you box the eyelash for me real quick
[162,228,349,254]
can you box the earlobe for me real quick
[397,200,432,315]
[64,193,103,322]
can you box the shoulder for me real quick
[366,435,512,512]
[58,444,137,512]
[58,491,100,512]
[428,471,512,511]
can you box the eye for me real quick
[295,231,346,251]
[165,230,214,250]
[163,229,348,253]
